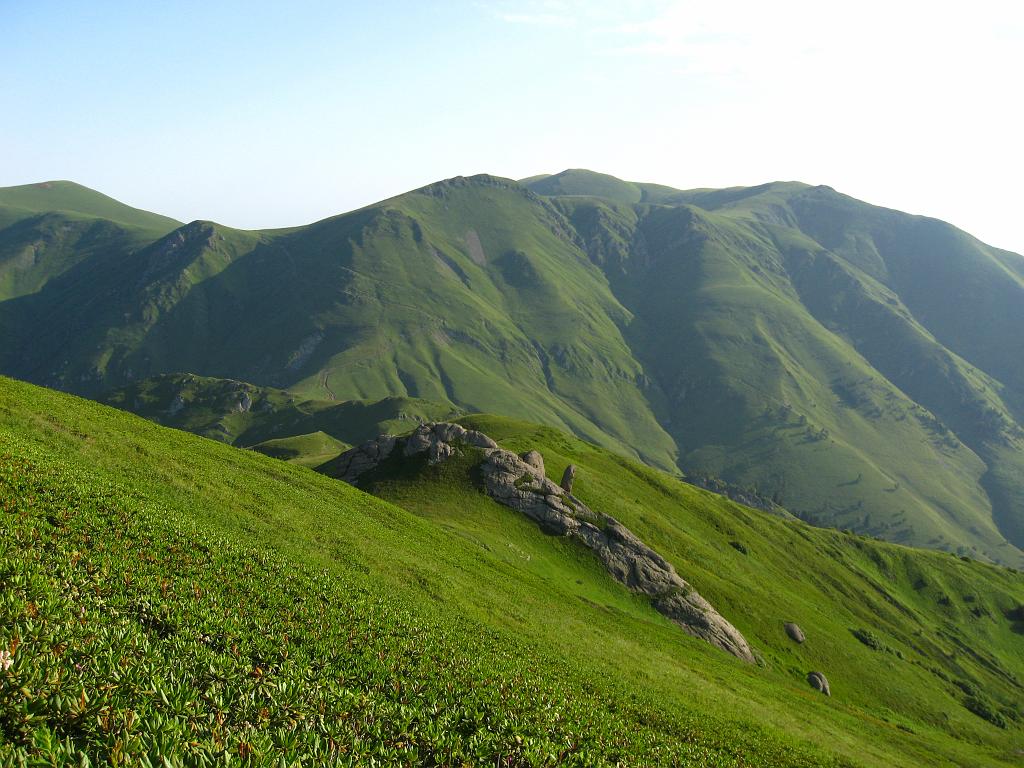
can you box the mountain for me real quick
[0,180,181,234]
[2,374,1023,765]
[0,181,180,301]
[534,171,1024,565]
[1,172,1023,567]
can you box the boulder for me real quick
[560,464,577,493]
[807,671,831,696]
[331,435,397,482]
[784,622,806,643]
[520,450,545,475]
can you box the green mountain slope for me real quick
[0,180,181,235]
[249,430,351,466]
[0,182,180,302]
[552,191,1024,565]
[539,177,1024,566]
[101,372,461,449]
[0,176,678,471]
[2,375,1022,766]
[1,173,1023,567]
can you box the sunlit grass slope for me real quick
[0,182,180,303]
[0,181,180,236]
[0,375,840,766]
[4,376,1023,764]
[249,431,350,467]
[343,413,1024,766]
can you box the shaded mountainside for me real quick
[3,375,1024,766]
[101,372,461,451]
[541,172,1024,565]
[1,172,1023,566]
[0,181,180,302]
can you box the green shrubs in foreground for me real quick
[0,452,831,767]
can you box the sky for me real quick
[3,0,1023,252]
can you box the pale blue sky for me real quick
[3,1,1022,252]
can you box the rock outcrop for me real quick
[560,464,577,493]
[329,434,399,481]
[520,450,545,474]
[808,671,831,696]
[330,422,756,663]
[237,391,252,413]
[784,622,806,643]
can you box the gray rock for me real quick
[332,435,397,482]
[167,393,186,416]
[476,450,754,662]
[784,622,806,643]
[520,450,545,475]
[237,391,252,413]
[462,430,498,450]
[807,671,831,696]
[560,464,577,493]
[327,422,756,663]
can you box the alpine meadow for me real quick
[1,169,1023,765]
[3,2,1024,765]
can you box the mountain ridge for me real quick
[2,170,1022,567]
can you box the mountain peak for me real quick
[522,169,644,204]
[0,179,181,235]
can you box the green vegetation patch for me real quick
[0,376,841,766]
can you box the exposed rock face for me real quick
[330,434,398,482]
[560,464,577,493]
[808,671,831,696]
[330,423,497,483]
[520,450,545,475]
[785,622,806,643]
[330,422,755,663]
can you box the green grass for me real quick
[523,169,645,204]
[346,413,1024,767]
[2,377,1023,764]
[0,181,180,236]
[0,377,863,766]
[249,430,350,466]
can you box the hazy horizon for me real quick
[4,0,1023,253]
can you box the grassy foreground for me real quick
[1,376,1022,765]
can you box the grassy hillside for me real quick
[0,181,181,235]
[3,376,1021,765]
[101,372,461,451]
[542,179,1024,566]
[2,173,1023,568]
[523,169,645,204]
[0,376,844,766]
[0,177,679,472]
[337,414,1024,768]
[0,182,179,303]
[249,430,351,466]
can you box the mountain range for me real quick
[2,170,1023,567]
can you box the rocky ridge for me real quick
[329,422,756,663]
